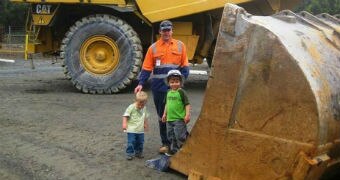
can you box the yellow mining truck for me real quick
[170,4,340,180]
[10,0,301,94]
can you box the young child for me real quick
[161,70,191,156]
[122,91,149,160]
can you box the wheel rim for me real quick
[80,35,120,75]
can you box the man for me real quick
[134,20,189,153]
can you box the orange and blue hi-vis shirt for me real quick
[139,38,189,92]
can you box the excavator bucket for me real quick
[170,4,340,180]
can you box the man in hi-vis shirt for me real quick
[134,20,189,153]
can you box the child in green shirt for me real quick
[122,91,149,160]
[161,70,191,156]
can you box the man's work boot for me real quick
[159,146,169,154]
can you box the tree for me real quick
[296,0,340,14]
[0,0,28,27]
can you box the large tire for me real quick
[60,14,142,94]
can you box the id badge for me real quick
[156,59,161,66]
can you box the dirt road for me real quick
[0,57,208,180]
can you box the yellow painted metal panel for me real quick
[10,0,126,5]
[172,22,193,35]
[26,44,35,55]
[32,14,55,25]
[136,0,253,23]
[174,35,199,60]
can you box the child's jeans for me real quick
[126,133,144,156]
[166,120,187,153]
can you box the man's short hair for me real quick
[160,20,173,31]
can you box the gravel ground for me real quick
[0,56,209,180]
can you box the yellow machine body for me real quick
[9,0,304,94]
[10,0,126,5]
[11,0,301,60]
[136,0,253,23]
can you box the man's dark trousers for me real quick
[152,90,170,146]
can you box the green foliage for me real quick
[0,0,28,26]
[296,0,340,14]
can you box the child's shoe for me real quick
[165,150,175,157]
[126,155,133,160]
[135,153,144,159]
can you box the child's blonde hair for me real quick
[136,91,148,101]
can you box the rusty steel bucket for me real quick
[170,4,340,180]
